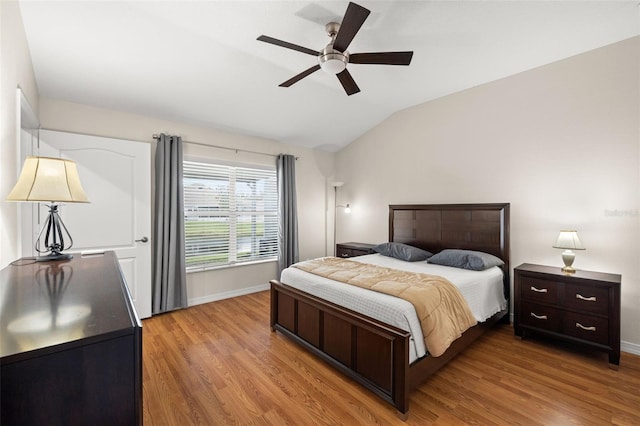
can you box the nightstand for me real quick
[514,263,621,368]
[336,242,375,258]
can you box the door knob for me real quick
[135,236,149,243]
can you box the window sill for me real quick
[186,257,277,274]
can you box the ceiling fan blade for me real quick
[333,2,370,53]
[257,35,319,56]
[349,51,414,66]
[336,69,360,96]
[279,64,321,87]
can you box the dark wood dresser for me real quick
[514,263,621,368]
[0,251,142,425]
[336,242,375,258]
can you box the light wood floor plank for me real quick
[143,291,640,425]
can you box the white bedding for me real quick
[279,253,507,363]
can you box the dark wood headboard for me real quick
[389,203,510,298]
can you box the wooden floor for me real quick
[142,291,640,425]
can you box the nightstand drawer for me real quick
[564,283,608,316]
[337,248,356,258]
[520,277,559,304]
[336,243,375,258]
[520,302,562,332]
[564,312,608,345]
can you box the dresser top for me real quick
[515,263,621,285]
[0,251,139,360]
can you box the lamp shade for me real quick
[7,156,89,203]
[553,230,585,250]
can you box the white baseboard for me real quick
[621,340,640,356]
[188,283,270,307]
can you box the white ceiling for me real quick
[19,1,639,152]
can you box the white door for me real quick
[36,130,152,318]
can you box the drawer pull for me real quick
[530,313,548,320]
[341,253,349,257]
[576,294,596,302]
[576,322,596,332]
[530,286,548,293]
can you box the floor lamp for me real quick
[7,156,89,261]
[329,181,350,256]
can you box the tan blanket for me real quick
[292,257,477,357]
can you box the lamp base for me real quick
[36,252,73,262]
[560,249,576,274]
[35,203,75,262]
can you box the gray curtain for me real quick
[152,134,188,314]
[277,154,299,274]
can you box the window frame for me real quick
[183,157,278,272]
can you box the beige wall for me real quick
[335,37,640,349]
[0,1,40,267]
[38,98,334,303]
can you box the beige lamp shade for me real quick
[553,230,585,250]
[7,156,89,203]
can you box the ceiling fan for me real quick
[257,2,413,96]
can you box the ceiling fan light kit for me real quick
[257,2,413,95]
[319,47,349,74]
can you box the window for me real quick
[183,160,278,270]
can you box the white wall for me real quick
[335,37,640,348]
[38,98,334,304]
[0,1,40,267]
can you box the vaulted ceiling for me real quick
[19,1,639,151]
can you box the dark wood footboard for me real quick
[270,280,412,416]
[271,279,508,418]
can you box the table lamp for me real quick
[7,156,89,261]
[553,230,585,273]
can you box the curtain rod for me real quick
[152,134,298,160]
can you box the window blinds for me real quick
[183,160,278,270]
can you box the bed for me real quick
[270,203,510,418]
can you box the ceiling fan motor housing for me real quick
[318,22,348,74]
[318,45,349,74]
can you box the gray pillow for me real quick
[373,242,433,262]
[427,249,504,271]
